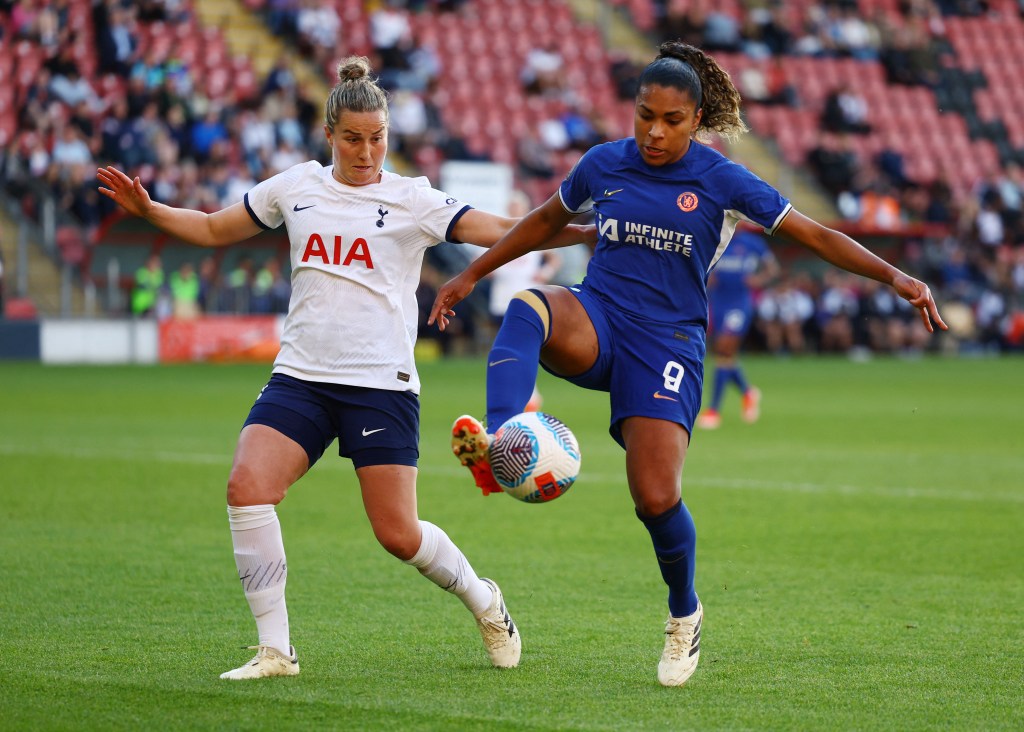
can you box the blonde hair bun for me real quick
[336,56,371,83]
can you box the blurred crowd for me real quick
[0,0,1022,352]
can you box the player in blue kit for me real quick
[697,227,780,429]
[428,41,946,687]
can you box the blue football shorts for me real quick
[242,373,419,469]
[553,286,706,447]
[709,295,754,338]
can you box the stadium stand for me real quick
[1,0,1022,352]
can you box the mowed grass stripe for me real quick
[0,357,1021,731]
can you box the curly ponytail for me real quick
[638,41,747,142]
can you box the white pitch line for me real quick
[2,443,1021,505]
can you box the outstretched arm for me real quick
[776,209,947,332]
[97,166,261,247]
[450,203,594,251]
[429,194,580,329]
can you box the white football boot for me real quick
[219,645,300,680]
[657,601,702,687]
[476,578,521,668]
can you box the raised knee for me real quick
[509,289,551,341]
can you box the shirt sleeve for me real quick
[725,162,792,235]
[557,148,596,214]
[243,162,311,230]
[412,179,473,244]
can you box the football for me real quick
[489,412,581,503]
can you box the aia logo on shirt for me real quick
[300,234,374,269]
[677,192,699,212]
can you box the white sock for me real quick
[227,504,290,655]
[404,521,493,617]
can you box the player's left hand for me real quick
[891,273,947,333]
[428,271,478,331]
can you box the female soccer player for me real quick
[97,56,592,680]
[428,41,946,687]
[697,225,781,429]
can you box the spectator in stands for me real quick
[96,56,592,681]
[858,176,904,230]
[50,124,93,172]
[559,101,606,152]
[609,54,644,101]
[190,106,230,163]
[825,5,880,60]
[876,130,909,190]
[739,57,798,107]
[821,84,871,135]
[250,257,290,314]
[264,0,300,39]
[369,2,410,60]
[516,128,556,182]
[222,256,253,313]
[702,10,742,52]
[55,162,103,231]
[296,0,341,70]
[858,278,930,354]
[94,1,137,76]
[806,131,861,201]
[878,19,940,88]
[49,61,102,112]
[816,270,859,353]
[268,138,304,176]
[388,90,429,156]
[262,53,297,97]
[990,161,1023,236]
[521,43,566,97]
[170,260,200,319]
[131,253,164,317]
[197,255,218,313]
[756,273,816,355]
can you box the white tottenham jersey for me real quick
[244,162,471,393]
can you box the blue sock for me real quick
[731,366,750,394]
[485,295,545,434]
[638,500,699,617]
[710,366,731,410]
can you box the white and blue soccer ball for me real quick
[489,412,581,503]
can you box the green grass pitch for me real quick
[1,355,1022,731]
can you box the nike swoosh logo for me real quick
[603,188,623,197]
[653,391,678,401]
[361,427,386,436]
[488,358,518,367]
[293,204,316,211]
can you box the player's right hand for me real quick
[96,166,154,218]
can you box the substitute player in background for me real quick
[428,41,946,687]
[697,225,780,429]
[98,56,592,680]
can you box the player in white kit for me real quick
[97,56,593,680]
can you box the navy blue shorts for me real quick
[709,294,754,339]
[243,373,419,469]
[554,286,706,447]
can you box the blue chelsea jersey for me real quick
[559,138,792,328]
[708,229,774,302]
